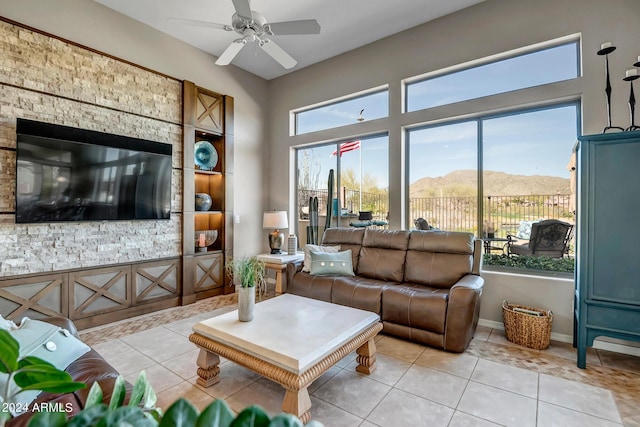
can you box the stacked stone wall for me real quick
[0,19,183,277]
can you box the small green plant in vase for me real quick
[225,256,266,321]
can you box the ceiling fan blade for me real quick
[267,19,321,35]
[232,0,253,19]
[215,40,246,66]
[260,39,297,69]
[168,17,232,31]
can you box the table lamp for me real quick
[263,211,288,254]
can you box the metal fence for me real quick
[411,193,573,235]
[299,189,573,237]
[298,189,388,222]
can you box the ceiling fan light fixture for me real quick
[173,0,320,69]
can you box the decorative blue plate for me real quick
[194,140,218,171]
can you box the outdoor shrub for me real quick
[483,254,574,273]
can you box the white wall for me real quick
[267,0,640,336]
[0,0,270,257]
[480,271,575,336]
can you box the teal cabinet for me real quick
[575,131,640,368]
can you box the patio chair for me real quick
[349,211,388,228]
[507,219,573,258]
[414,217,430,230]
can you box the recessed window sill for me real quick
[482,265,574,280]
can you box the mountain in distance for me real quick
[410,170,571,198]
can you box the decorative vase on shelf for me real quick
[288,234,297,255]
[195,193,212,211]
[237,287,255,322]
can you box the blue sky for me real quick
[297,41,579,189]
[300,103,578,191]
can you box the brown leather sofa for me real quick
[286,228,484,352]
[8,317,126,427]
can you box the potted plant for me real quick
[225,256,266,322]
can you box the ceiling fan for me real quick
[170,0,321,69]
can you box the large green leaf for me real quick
[0,329,20,373]
[100,406,156,427]
[108,375,126,410]
[267,414,303,427]
[229,406,270,427]
[1,412,12,427]
[159,398,198,427]
[65,404,109,427]
[18,355,56,369]
[85,381,104,408]
[14,363,85,393]
[196,399,235,427]
[143,381,158,410]
[26,410,67,427]
[129,371,149,407]
[145,408,163,423]
[19,380,86,394]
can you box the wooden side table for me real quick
[256,252,304,294]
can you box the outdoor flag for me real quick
[331,140,361,157]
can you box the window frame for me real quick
[405,100,581,276]
[404,36,581,113]
[294,133,390,234]
[293,86,389,136]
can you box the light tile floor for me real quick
[80,294,640,427]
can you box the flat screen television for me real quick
[15,118,173,223]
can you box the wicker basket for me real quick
[502,300,553,350]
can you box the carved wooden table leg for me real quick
[282,387,312,424]
[355,337,377,374]
[196,349,221,387]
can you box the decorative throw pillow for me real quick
[0,314,18,331]
[302,244,340,272]
[0,318,91,415]
[515,220,541,240]
[309,250,355,276]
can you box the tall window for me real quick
[296,135,389,242]
[482,106,577,238]
[407,102,579,271]
[408,121,477,232]
[292,36,581,274]
[406,41,579,112]
[295,89,388,135]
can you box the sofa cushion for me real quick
[382,284,449,334]
[356,229,409,282]
[309,250,355,276]
[287,272,334,302]
[362,229,410,250]
[408,230,474,254]
[404,231,474,288]
[302,244,341,273]
[322,228,365,269]
[357,248,406,282]
[331,276,391,314]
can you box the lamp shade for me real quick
[263,211,288,229]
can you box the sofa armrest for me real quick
[42,316,80,338]
[444,274,484,352]
[285,260,304,293]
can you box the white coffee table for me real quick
[190,294,382,423]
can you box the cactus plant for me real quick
[307,196,319,244]
[325,169,334,232]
